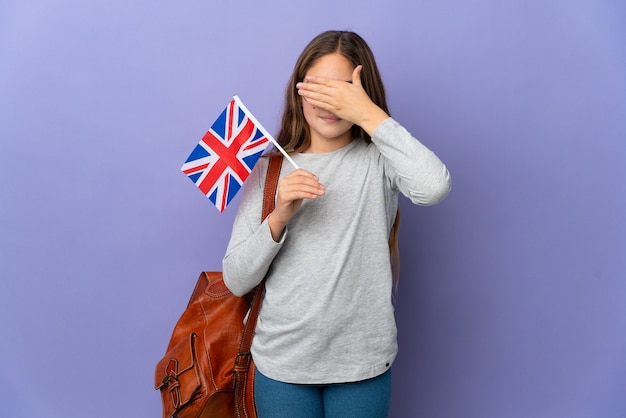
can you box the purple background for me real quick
[1,1,625,417]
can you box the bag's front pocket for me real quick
[155,333,201,414]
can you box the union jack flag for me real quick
[181,97,271,212]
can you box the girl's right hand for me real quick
[268,168,325,241]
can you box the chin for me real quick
[316,124,353,140]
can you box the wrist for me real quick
[267,211,287,242]
[359,105,389,136]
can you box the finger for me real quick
[283,177,325,195]
[277,185,324,204]
[302,75,333,86]
[286,168,320,182]
[282,189,324,201]
[352,65,363,87]
[297,81,332,100]
[298,91,335,111]
[280,170,325,194]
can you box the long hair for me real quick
[275,30,401,286]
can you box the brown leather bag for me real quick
[155,156,282,418]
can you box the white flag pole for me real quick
[233,95,299,170]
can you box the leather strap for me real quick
[262,155,282,222]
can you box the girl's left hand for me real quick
[296,65,389,135]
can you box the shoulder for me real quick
[252,155,272,183]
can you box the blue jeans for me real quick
[254,368,392,418]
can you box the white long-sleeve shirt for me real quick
[223,118,451,384]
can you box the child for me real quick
[223,30,451,418]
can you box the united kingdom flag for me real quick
[181,97,271,212]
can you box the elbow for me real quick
[429,175,452,205]
[222,272,248,297]
[222,260,250,297]
[223,246,272,297]
[411,169,452,206]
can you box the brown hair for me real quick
[275,30,401,285]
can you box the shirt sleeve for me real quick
[222,158,286,296]
[371,118,452,206]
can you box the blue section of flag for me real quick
[212,107,228,139]
[238,107,245,126]
[185,143,211,163]
[226,175,241,203]
[242,151,264,170]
